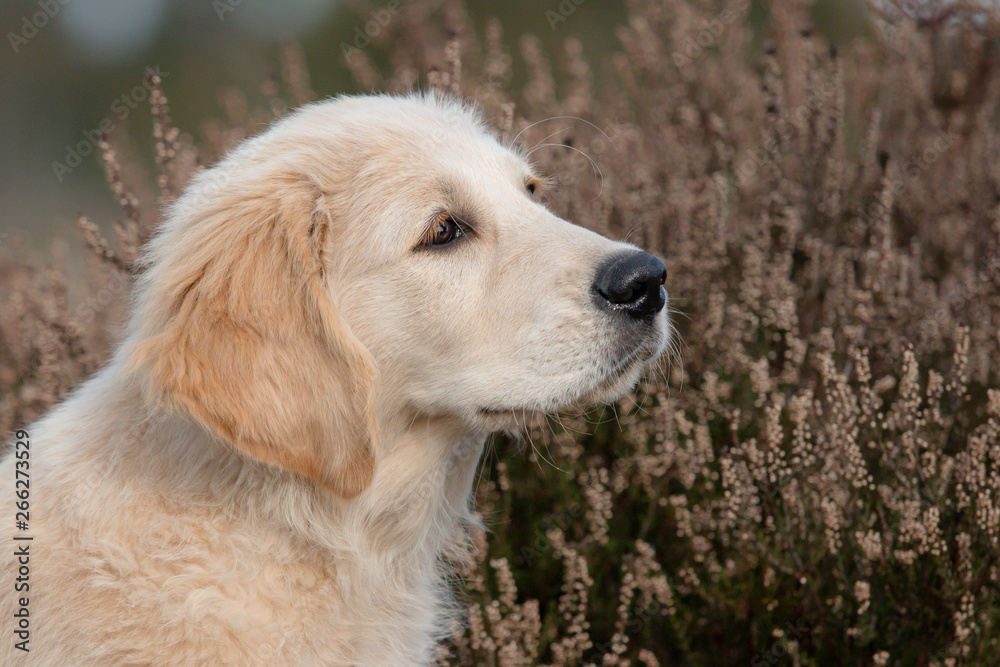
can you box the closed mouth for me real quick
[478,406,518,415]
[477,346,654,417]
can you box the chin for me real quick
[469,359,656,434]
[584,363,647,406]
[468,407,533,434]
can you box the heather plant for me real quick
[3,1,1000,664]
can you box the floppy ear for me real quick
[127,180,377,498]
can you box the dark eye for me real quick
[527,182,536,196]
[426,216,463,246]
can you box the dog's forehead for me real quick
[346,113,527,195]
[283,96,536,260]
[389,109,521,172]
[342,97,523,170]
[285,95,532,193]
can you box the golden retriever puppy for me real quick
[0,92,669,665]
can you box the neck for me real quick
[349,413,488,558]
[39,359,489,663]
[96,361,486,563]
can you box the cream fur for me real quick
[0,93,670,665]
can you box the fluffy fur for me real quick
[0,93,669,665]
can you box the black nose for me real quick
[593,251,667,323]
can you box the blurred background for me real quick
[0,0,868,253]
[6,3,1000,662]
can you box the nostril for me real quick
[600,283,636,304]
[593,251,668,321]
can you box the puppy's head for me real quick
[313,95,672,432]
[127,93,670,497]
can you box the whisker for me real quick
[622,220,647,245]
[528,126,573,153]
[538,414,567,474]
[473,435,496,500]
[553,411,588,436]
[629,377,656,419]
[666,307,692,322]
[523,412,568,474]
[526,143,605,200]
[609,402,623,432]
[512,115,619,152]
